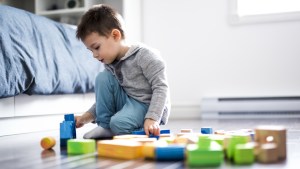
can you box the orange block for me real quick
[40,136,56,150]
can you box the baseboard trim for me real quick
[0,115,64,136]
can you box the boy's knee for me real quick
[95,70,111,84]
[110,115,131,135]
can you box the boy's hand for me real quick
[144,118,160,136]
[75,116,85,128]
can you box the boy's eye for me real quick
[95,46,100,50]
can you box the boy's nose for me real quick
[93,52,98,58]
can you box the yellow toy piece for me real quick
[97,140,143,160]
[40,136,56,150]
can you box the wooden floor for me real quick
[1,118,300,169]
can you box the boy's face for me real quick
[83,31,122,64]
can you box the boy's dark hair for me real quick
[76,4,125,41]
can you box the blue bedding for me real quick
[0,5,104,98]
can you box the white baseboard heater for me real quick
[201,96,300,119]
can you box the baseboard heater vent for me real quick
[201,96,300,119]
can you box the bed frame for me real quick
[0,93,95,136]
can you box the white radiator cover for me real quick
[201,96,300,119]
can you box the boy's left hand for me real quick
[144,118,160,136]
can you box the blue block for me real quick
[132,129,170,135]
[160,129,171,134]
[60,138,69,147]
[60,121,74,139]
[64,114,76,138]
[65,114,75,122]
[201,127,213,134]
[132,130,146,135]
[156,145,185,161]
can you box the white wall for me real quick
[142,0,300,113]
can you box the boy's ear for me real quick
[111,29,122,40]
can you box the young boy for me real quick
[75,4,171,139]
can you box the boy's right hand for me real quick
[75,116,85,128]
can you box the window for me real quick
[229,0,300,24]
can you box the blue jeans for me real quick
[94,70,149,135]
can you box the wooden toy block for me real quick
[197,135,212,149]
[40,136,56,150]
[67,139,96,155]
[186,141,223,167]
[155,144,185,161]
[180,129,193,133]
[60,114,76,147]
[233,143,255,165]
[209,134,229,148]
[226,134,250,160]
[64,114,76,138]
[142,140,169,159]
[173,134,198,145]
[64,113,75,121]
[201,127,213,134]
[131,137,157,144]
[60,121,75,146]
[159,133,173,138]
[113,134,148,140]
[132,129,170,135]
[255,125,286,160]
[214,130,225,135]
[142,143,156,159]
[160,129,171,134]
[226,129,255,141]
[257,143,279,163]
[97,140,143,160]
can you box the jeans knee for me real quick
[95,70,111,85]
[110,116,130,135]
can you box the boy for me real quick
[75,4,170,139]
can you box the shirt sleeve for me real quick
[139,50,170,123]
[87,103,97,119]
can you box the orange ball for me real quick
[40,136,56,150]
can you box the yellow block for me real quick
[142,143,156,159]
[40,136,56,150]
[97,140,143,160]
[113,134,148,140]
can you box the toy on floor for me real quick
[255,125,286,163]
[60,114,76,146]
[63,125,287,167]
[40,136,56,150]
[97,140,144,159]
[186,136,223,167]
[67,139,96,155]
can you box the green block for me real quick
[209,135,225,147]
[197,135,211,149]
[227,134,249,159]
[187,141,223,167]
[67,139,96,154]
[234,143,255,165]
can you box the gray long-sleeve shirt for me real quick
[88,43,170,125]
